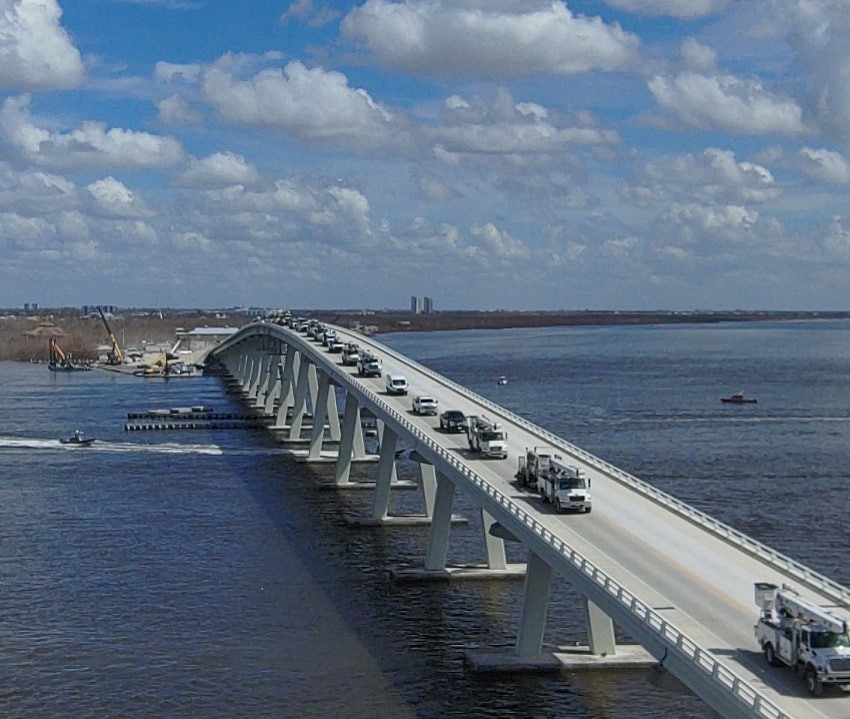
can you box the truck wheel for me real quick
[584,506,592,514]
[804,666,822,695]
[764,644,779,667]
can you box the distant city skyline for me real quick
[2,1,850,310]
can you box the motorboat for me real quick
[60,430,96,446]
[497,375,508,386]
[721,393,757,404]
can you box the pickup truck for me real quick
[412,395,438,415]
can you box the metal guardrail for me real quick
[219,324,798,719]
[349,328,850,611]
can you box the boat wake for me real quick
[0,437,290,456]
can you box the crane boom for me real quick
[97,307,124,364]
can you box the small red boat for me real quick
[721,393,757,404]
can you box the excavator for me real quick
[97,307,125,365]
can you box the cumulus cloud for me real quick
[604,0,728,20]
[632,148,779,204]
[84,177,150,218]
[796,147,850,185]
[0,95,185,171]
[0,0,84,91]
[430,89,618,157]
[157,94,202,125]
[648,70,806,135]
[783,1,850,140]
[468,222,531,261]
[176,152,260,188]
[341,0,640,78]
[281,0,341,26]
[0,162,76,214]
[200,59,399,151]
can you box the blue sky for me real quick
[3,0,850,311]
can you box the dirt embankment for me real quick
[0,310,246,362]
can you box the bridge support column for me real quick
[334,393,366,485]
[424,475,456,570]
[420,462,437,517]
[248,352,272,405]
[326,387,341,441]
[263,352,284,416]
[235,350,251,389]
[516,550,553,658]
[245,347,263,398]
[371,424,397,520]
[585,599,616,655]
[274,349,297,428]
[307,370,331,461]
[287,355,311,440]
[481,509,507,570]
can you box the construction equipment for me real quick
[516,446,558,489]
[754,582,850,695]
[97,307,125,365]
[48,338,90,371]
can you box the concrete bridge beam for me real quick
[516,550,553,658]
[263,352,284,416]
[274,348,297,427]
[372,423,398,520]
[585,599,617,655]
[425,474,456,570]
[335,393,366,484]
[287,353,311,440]
[307,369,332,461]
[481,509,507,570]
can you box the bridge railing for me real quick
[355,330,850,611]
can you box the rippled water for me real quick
[2,320,848,718]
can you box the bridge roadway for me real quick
[214,321,850,719]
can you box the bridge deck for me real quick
[222,322,850,719]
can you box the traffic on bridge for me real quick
[210,315,850,719]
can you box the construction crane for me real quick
[97,306,125,365]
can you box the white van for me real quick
[385,374,409,395]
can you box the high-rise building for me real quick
[411,296,422,314]
[423,296,434,314]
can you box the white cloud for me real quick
[430,89,618,156]
[680,38,717,72]
[604,0,727,20]
[824,216,850,261]
[176,152,260,188]
[0,162,76,214]
[782,1,850,140]
[0,95,185,171]
[634,148,779,204]
[84,177,150,218]
[0,0,84,90]
[200,59,399,151]
[341,0,640,78]
[648,70,806,135]
[796,147,850,185]
[157,94,202,125]
[469,222,531,261]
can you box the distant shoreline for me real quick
[303,309,850,335]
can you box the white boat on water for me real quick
[497,375,507,386]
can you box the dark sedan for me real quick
[439,410,467,432]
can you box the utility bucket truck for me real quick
[466,415,507,458]
[538,457,591,513]
[516,446,558,489]
[754,582,850,695]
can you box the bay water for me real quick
[2,320,849,718]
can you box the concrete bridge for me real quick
[210,320,850,719]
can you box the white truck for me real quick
[516,446,558,489]
[538,457,591,513]
[754,582,850,695]
[341,343,360,366]
[412,395,438,415]
[466,415,508,458]
[357,353,382,377]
